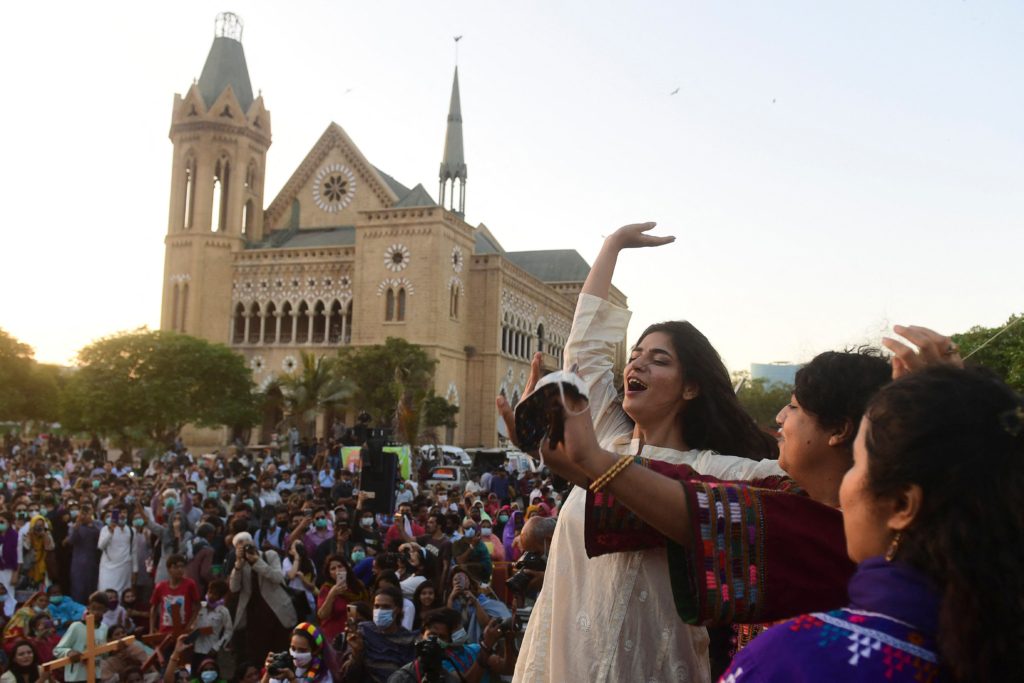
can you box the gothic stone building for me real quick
[160,16,628,447]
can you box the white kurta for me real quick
[513,293,783,683]
[97,525,137,594]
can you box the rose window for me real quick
[384,243,411,272]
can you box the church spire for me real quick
[197,12,254,113]
[439,66,467,216]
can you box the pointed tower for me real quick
[438,67,467,215]
[161,12,272,342]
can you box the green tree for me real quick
[61,329,258,449]
[733,371,793,430]
[0,328,61,423]
[336,337,438,441]
[419,391,460,445]
[953,314,1024,392]
[280,352,354,438]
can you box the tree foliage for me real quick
[732,371,792,430]
[61,329,257,446]
[336,337,438,430]
[952,314,1024,393]
[0,328,61,423]
[280,352,354,438]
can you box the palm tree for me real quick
[280,352,354,439]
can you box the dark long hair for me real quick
[864,366,1024,680]
[8,640,40,683]
[636,322,777,460]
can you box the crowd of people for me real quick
[2,222,1022,683]
[0,429,561,683]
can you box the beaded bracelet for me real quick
[588,454,635,493]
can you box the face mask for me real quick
[209,491,219,499]
[451,628,468,645]
[125,496,135,505]
[33,606,43,613]
[0,523,7,533]
[438,495,447,503]
[165,498,177,509]
[359,518,373,529]
[117,518,127,526]
[315,518,328,529]
[448,503,458,512]
[481,528,492,537]
[268,519,277,528]
[49,596,62,604]
[69,510,79,520]
[499,514,509,523]
[373,608,394,628]
[200,670,219,683]
[243,499,254,509]
[133,518,144,528]
[92,481,100,489]
[351,551,365,563]
[39,507,48,516]
[105,517,113,526]
[463,528,475,538]
[289,650,312,667]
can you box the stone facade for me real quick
[160,19,627,447]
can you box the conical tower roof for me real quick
[439,67,467,182]
[198,34,254,113]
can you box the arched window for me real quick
[328,300,344,344]
[213,156,231,233]
[397,288,406,321]
[311,300,326,343]
[296,301,310,343]
[248,302,262,344]
[181,284,188,333]
[263,302,277,344]
[385,288,395,321]
[242,199,255,239]
[343,300,353,344]
[183,156,196,231]
[171,284,180,331]
[279,302,294,344]
[537,323,545,353]
[245,161,257,190]
[232,303,246,344]
[450,283,460,319]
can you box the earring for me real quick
[884,531,903,562]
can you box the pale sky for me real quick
[2,1,1021,371]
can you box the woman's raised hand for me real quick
[882,325,964,380]
[607,222,675,250]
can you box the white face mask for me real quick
[289,649,312,667]
[481,527,492,537]
[451,627,468,645]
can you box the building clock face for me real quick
[312,163,356,213]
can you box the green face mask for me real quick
[133,518,145,528]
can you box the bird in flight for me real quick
[454,35,463,42]
[669,87,680,95]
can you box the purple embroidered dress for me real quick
[721,557,944,682]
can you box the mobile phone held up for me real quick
[514,370,589,454]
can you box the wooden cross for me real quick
[42,612,136,683]
[139,601,195,672]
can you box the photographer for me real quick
[229,531,298,668]
[444,568,510,645]
[509,516,555,600]
[387,608,513,683]
[338,586,415,683]
[261,622,336,683]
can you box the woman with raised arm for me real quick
[511,223,785,683]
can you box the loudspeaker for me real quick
[358,438,398,514]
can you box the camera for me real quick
[267,651,293,676]
[414,635,445,677]
[506,551,547,594]
[514,371,589,453]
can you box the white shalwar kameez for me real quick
[513,294,783,683]
[97,525,137,594]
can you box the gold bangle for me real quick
[588,454,634,493]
